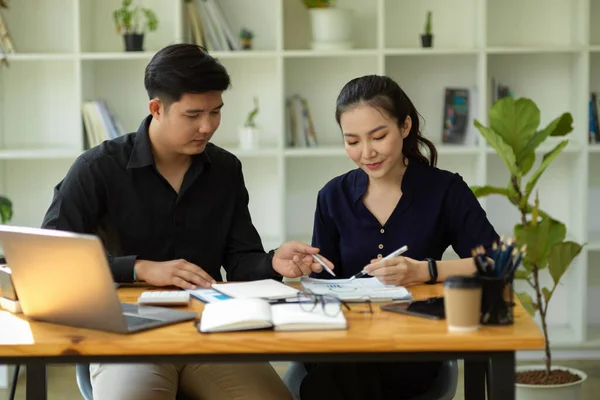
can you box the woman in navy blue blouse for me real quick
[300,75,500,400]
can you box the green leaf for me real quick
[470,185,509,198]
[0,195,12,224]
[547,241,584,286]
[520,152,535,175]
[516,292,538,316]
[514,218,566,268]
[514,269,532,279]
[474,119,518,176]
[524,140,568,199]
[518,113,573,161]
[489,97,540,166]
[542,287,552,303]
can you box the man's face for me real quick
[153,91,224,155]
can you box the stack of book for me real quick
[82,101,126,149]
[184,0,241,52]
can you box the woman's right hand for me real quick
[134,259,216,289]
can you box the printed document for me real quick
[301,277,412,302]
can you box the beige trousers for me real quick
[89,362,293,400]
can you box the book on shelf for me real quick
[590,92,600,144]
[488,77,513,107]
[441,87,479,146]
[185,0,240,51]
[81,100,126,149]
[286,94,318,148]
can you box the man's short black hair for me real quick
[144,43,231,108]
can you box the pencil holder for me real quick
[479,277,514,325]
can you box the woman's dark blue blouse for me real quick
[311,160,500,279]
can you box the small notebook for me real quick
[211,279,300,300]
[198,298,347,333]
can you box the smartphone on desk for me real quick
[381,296,445,320]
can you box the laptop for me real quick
[0,225,197,333]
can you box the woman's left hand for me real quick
[363,256,426,286]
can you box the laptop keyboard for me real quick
[124,314,158,328]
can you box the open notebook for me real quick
[198,298,347,333]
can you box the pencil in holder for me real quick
[479,276,514,325]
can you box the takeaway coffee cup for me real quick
[443,275,482,332]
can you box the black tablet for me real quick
[381,296,445,320]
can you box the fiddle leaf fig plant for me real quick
[470,97,584,381]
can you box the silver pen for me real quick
[311,254,336,277]
[348,245,409,281]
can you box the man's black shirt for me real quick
[41,115,277,283]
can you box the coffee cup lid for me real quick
[444,275,481,289]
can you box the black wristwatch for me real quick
[425,258,438,284]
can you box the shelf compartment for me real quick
[284,55,379,148]
[487,0,583,48]
[283,0,378,51]
[216,57,281,149]
[384,0,479,50]
[1,159,76,228]
[203,0,279,51]
[285,157,356,240]
[488,52,588,146]
[78,0,178,53]
[591,0,600,46]
[241,158,282,242]
[1,0,76,53]
[81,59,150,136]
[0,60,80,151]
[385,54,480,147]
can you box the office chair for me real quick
[281,360,459,400]
[76,364,195,400]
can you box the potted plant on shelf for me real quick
[239,28,254,50]
[238,97,260,150]
[0,195,12,225]
[112,0,159,52]
[470,97,586,399]
[421,11,433,48]
[301,0,353,50]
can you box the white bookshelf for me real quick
[0,0,599,352]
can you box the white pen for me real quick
[311,254,336,277]
[348,245,409,281]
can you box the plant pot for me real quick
[515,365,587,400]
[308,8,353,50]
[123,33,144,52]
[238,126,260,150]
[421,33,433,48]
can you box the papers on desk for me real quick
[301,277,412,302]
[211,279,300,300]
[198,298,347,333]
[186,288,232,303]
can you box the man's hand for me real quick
[272,241,334,278]
[134,259,216,290]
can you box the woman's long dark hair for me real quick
[335,75,437,167]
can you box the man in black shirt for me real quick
[41,44,332,400]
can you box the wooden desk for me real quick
[0,283,544,400]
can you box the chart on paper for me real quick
[300,277,412,302]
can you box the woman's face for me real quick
[340,104,411,180]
